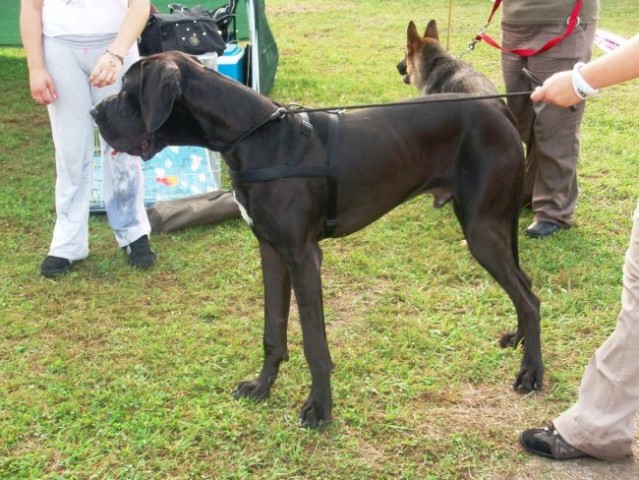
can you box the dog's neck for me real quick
[178,71,280,167]
[418,47,452,90]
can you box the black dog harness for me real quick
[228,111,341,238]
[223,87,541,239]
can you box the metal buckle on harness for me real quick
[301,119,313,136]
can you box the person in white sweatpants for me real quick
[520,32,639,461]
[20,0,156,278]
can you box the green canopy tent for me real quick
[0,2,20,46]
[0,0,278,94]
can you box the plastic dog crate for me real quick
[90,131,222,212]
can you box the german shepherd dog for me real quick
[397,20,514,122]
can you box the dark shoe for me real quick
[40,256,72,278]
[124,235,157,268]
[525,221,562,238]
[520,424,591,460]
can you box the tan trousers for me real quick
[501,22,596,227]
[554,198,639,460]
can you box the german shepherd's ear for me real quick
[406,21,422,53]
[139,57,182,133]
[424,19,440,41]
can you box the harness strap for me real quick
[324,112,340,238]
[478,0,583,57]
[228,111,342,238]
[230,112,315,182]
[220,107,287,154]
[232,163,331,182]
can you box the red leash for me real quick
[477,0,583,57]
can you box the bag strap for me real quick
[168,3,189,13]
[478,0,583,57]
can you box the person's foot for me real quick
[520,424,591,460]
[525,221,562,238]
[40,256,72,278]
[124,235,157,268]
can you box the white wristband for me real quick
[572,62,599,100]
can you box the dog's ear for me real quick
[406,21,421,52]
[139,58,182,133]
[424,19,439,41]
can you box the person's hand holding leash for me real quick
[532,33,639,108]
[531,70,579,108]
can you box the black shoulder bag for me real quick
[139,5,226,56]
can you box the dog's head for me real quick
[397,20,443,89]
[91,51,201,160]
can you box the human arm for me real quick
[20,0,57,105]
[89,0,151,88]
[531,33,639,107]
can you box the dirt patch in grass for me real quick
[419,383,639,480]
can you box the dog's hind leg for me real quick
[462,218,543,393]
[233,241,291,401]
[499,214,534,349]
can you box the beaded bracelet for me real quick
[105,49,125,66]
[572,62,599,100]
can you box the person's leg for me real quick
[92,47,151,247]
[526,63,584,229]
[43,37,95,266]
[553,198,639,460]
[91,45,155,266]
[522,198,639,460]
[501,28,535,206]
[526,23,597,230]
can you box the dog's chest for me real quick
[232,190,254,226]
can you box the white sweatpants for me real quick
[44,34,150,261]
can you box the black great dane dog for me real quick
[91,51,542,428]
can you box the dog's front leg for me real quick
[233,241,291,401]
[287,242,333,428]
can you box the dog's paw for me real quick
[513,366,543,393]
[299,398,331,429]
[232,380,270,401]
[499,331,523,349]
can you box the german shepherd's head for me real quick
[397,20,444,89]
[396,19,508,103]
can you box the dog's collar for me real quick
[219,107,288,153]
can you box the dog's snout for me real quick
[396,59,407,76]
[89,106,99,121]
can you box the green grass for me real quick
[1,1,639,478]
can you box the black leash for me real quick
[219,108,288,153]
[278,90,533,115]
[220,90,534,152]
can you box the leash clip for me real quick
[270,107,288,121]
[522,68,543,87]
